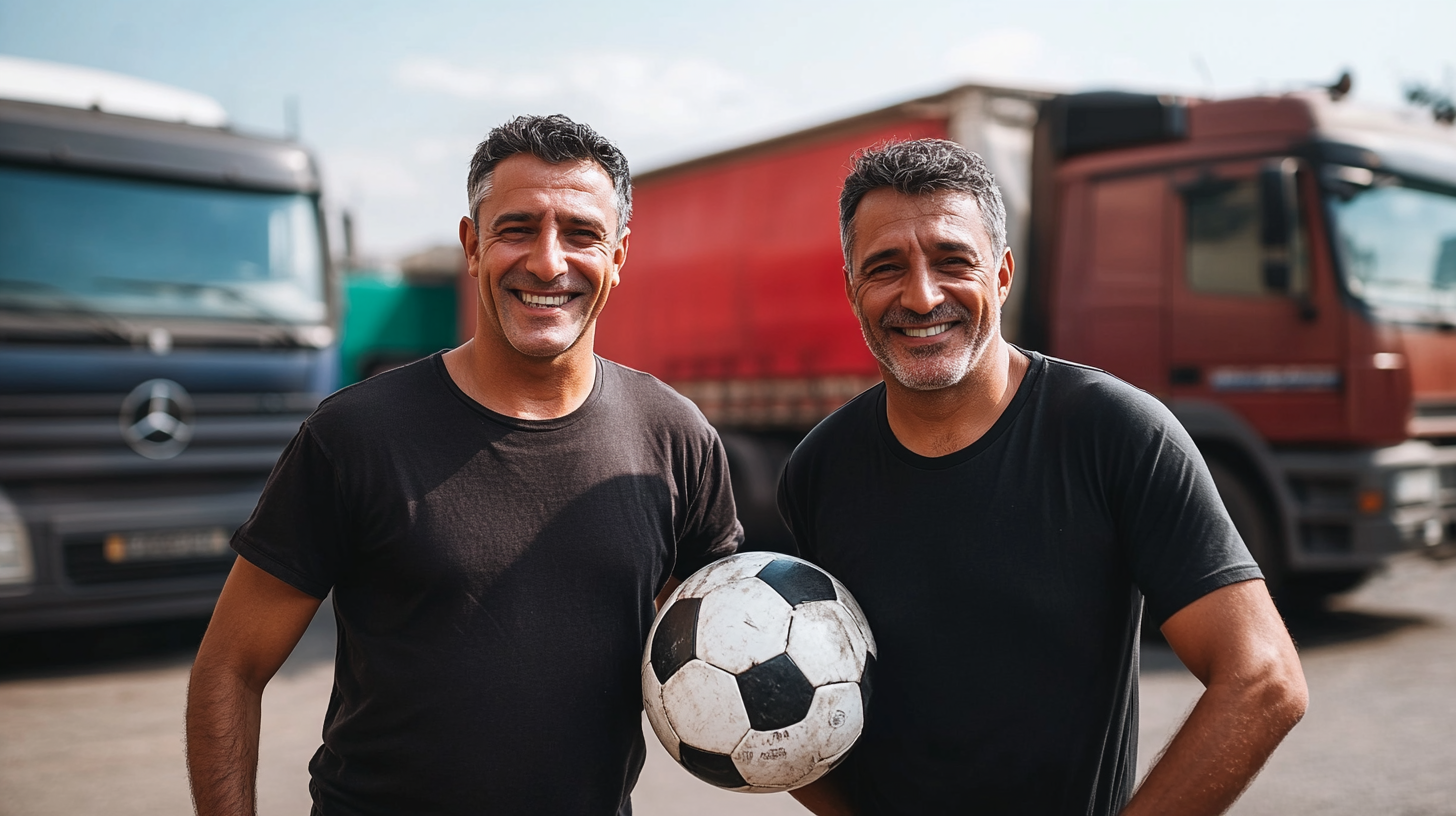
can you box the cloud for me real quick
[392,53,758,136]
[412,136,479,166]
[943,28,1047,82]
[323,147,422,203]
[395,58,559,101]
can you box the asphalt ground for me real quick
[0,552,1452,815]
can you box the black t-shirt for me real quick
[776,351,1260,816]
[233,354,742,816]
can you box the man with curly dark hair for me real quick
[780,139,1307,816]
[186,115,742,816]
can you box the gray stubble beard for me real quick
[855,300,999,392]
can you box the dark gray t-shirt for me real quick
[777,351,1260,816]
[234,354,742,816]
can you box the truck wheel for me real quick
[1207,459,1286,601]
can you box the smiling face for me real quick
[845,187,1012,391]
[460,153,627,360]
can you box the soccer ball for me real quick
[642,552,877,793]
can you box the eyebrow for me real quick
[488,211,608,234]
[857,247,901,275]
[566,215,608,233]
[935,241,981,259]
[489,211,534,230]
[856,241,983,275]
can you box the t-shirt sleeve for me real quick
[1107,391,1264,626]
[673,429,743,579]
[231,421,347,599]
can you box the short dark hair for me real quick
[466,114,632,240]
[838,139,1006,269]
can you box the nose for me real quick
[524,223,569,282]
[900,256,944,315]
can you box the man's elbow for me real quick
[1249,650,1309,735]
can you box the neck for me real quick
[883,339,1029,458]
[442,332,598,420]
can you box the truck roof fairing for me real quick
[0,98,319,194]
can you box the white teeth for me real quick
[903,323,952,338]
[520,292,572,307]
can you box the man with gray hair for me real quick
[778,139,1307,815]
[186,114,741,815]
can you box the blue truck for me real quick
[0,57,337,630]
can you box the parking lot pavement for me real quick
[1139,552,1456,815]
[1,552,1452,816]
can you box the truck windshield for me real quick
[1327,172,1456,324]
[0,164,325,324]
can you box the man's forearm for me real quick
[1121,667,1305,816]
[186,663,264,816]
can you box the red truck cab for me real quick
[1032,90,1456,593]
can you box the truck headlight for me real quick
[0,492,35,586]
[1392,468,1438,506]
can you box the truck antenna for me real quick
[1192,55,1215,96]
[342,210,357,270]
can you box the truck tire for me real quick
[1207,459,1286,601]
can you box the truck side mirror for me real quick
[1259,159,1299,293]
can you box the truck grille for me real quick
[0,391,317,479]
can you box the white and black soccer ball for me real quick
[642,551,877,793]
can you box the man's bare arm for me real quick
[186,556,322,816]
[1122,578,1307,816]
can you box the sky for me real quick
[2,0,1453,260]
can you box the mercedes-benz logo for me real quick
[120,379,195,460]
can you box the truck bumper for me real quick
[1274,441,1456,571]
[0,577,225,631]
[0,484,258,632]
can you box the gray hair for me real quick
[839,139,1006,271]
[466,114,632,241]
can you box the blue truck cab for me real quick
[0,58,337,629]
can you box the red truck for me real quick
[472,82,1456,601]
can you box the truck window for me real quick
[1184,176,1307,297]
[1326,176,1456,320]
[0,165,326,324]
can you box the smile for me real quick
[901,322,954,338]
[516,291,576,307]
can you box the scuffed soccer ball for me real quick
[642,551,877,793]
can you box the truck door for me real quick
[1051,173,1169,392]
[1168,159,1345,442]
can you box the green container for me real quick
[340,273,458,385]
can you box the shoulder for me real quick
[1029,355,1203,488]
[786,382,883,472]
[305,355,443,440]
[598,358,716,436]
[1033,354,1181,438]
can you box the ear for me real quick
[610,228,630,289]
[459,217,480,278]
[842,266,854,306]
[997,247,1015,305]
